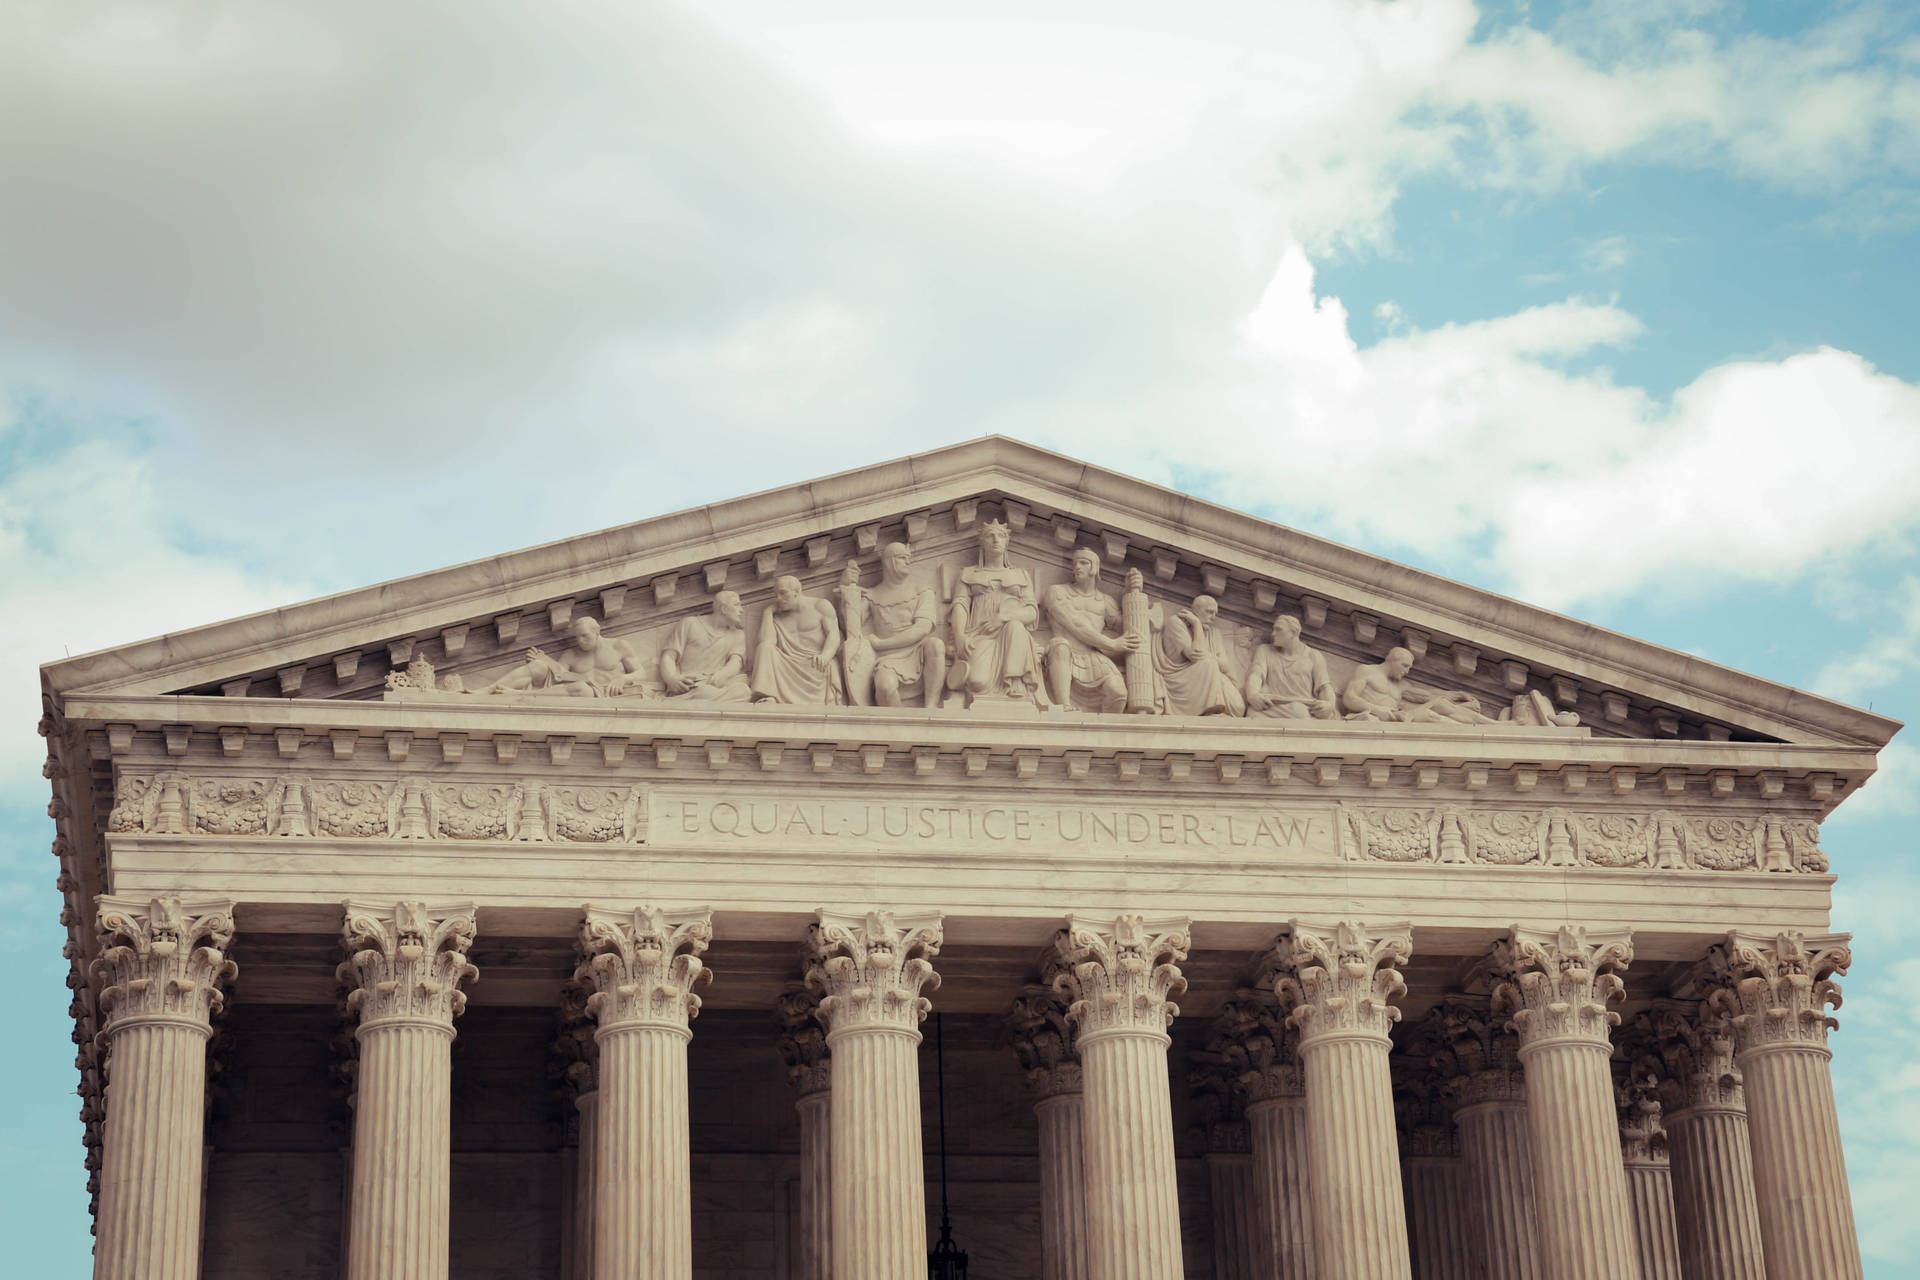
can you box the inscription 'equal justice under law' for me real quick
[665,795,1335,855]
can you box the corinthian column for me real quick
[576,904,712,1280]
[1395,1010,1474,1280]
[806,909,944,1280]
[1008,984,1090,1280]
[1431,997,1540,1280]
[90,894,237,1280]
[1214,988,1314,1279]
[1624,1001,1766,1280]
[554,984,599,1280]
[1048,914,1191,1280]
[1489,925,1637,1280]
[1616,1070,1682,1280]
[337,900,478,1280]
[1699,930,1862,1279]
[1267,921,1413,1280]
[776,984,834,1280]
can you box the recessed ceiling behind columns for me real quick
[227,930,1696,1024]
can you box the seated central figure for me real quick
[946,519,1043,706]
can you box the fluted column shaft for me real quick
[1625,1161,1682,1280]
[348,1020,455,1280]
[1741,1044,1859,1279]
[93,1019,217,1280]
[829,1024,928,1276]
[571,1091,598,1280]
[1702,930,1861,1280]
[1493,925,1639,1280]
[577,904,711,1280]
[1205,1146,1259,1280]
[793,1091,831,1280]
[338,901,477,1280]
[90,895,236,1280]
[1247,1096,1314,1280]
[1270,921,1414,1280]
[1403,1155,1475,1280]
[1664,1104,1765,1280]
[1300,1031,1412,1277]
[807,909,944,1280]
[1455,1101,1542,1280]
[1035,1093,1091,1280]
[1515,1037,1641,1276]
[594,1025,692,1275]
[1079,1028,1185,1277]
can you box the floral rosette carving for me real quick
[576,904,712,1033]
[92,894,238,1034]
[1575,813,1652,868]
[774,984,831,1096]
[337,900,478,1030]
[1699,930,1850,1053]
[434,783,512,840]
[1048,913,1190,1042]
[1490,924,1633,1050]
[1008,982,1081,1099]
[806,909,944,1036]
[312,780,392,838]
[1270,920,1411,1045]
[1468,810,1544,865]
[1683,815,1757,871]
[191,778,269,835]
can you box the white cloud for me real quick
[1817,577,1920,705]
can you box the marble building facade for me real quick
[37,437,1893,1279]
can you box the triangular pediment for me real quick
[39,437,1897,748]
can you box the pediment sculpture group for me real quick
[397,521,1575,727]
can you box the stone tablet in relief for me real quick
[660,591,751,703]
[945,519,1045,707]
[839,545,946,710]
[1244,614,1335,720]
[1042,546,1141,713]
[1340,645,1495,725]
[486,617,644,698]
[750,575,844,706]
[1154,593,1244,716]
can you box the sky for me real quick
[2,0,1917,1271]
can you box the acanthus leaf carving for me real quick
[1697,929,1850,1053]
[1269,919,1411,1045]
[336,900,478,1030]
[1047,913,1189,1042]
[1490,924,1633,1050]
[774,982,831,1096]
[805,909,944,1036]
[575,904,712,1033]
[92,894,238,1034]
[1429,993,1527,1108]
[1618,1000,1744,1119]
[1006,982,1081,1099]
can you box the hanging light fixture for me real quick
[929,1012,969,1279]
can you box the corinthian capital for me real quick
[1048,913,1190,1043]
[1490,924,1632,1050]
[1698,929,1851,1054]
[805,909,944,1036]
[1268,920,1411,1045]
[92,894,237,1035]
[1007,982,1081,1098]
[575,904,713,1033]
[1430,994,1526,1108]
[1218,983,1303,1102]
[337,900,478,1031]
[774,983,831,1096]
[1620,1000,1743,1116]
